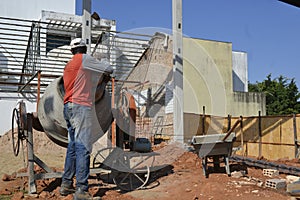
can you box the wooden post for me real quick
[227,114,231,132]
[293,114,299,158]
[202,106,205,135]
[222,116,242,141]
[258,111,262,159]
[240,116,244,156]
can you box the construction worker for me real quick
[59,38,113,199]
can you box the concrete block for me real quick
[265,179,286,189]
[263,169,279,177]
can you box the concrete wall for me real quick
[183,37,265,117]
[183,38,232,116]
[230,92,266,117]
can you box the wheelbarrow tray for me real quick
[191,133,235,158]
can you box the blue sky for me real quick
[76,0,300,87]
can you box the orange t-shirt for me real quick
[63,54,99,107]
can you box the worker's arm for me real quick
[82,54,113,74]
[95,74,111,102]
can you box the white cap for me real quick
[70,38,86,49]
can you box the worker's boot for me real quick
[59,183,75,196]
[73,188,93,200]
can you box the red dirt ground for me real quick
[0,131,296,200]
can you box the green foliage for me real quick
[248,74,300,115]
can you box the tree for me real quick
[248,74,300,115]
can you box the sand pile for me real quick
[0,129,66,176]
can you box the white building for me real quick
[0,0,147,136]
[0,0,75,19]
[0,0,75,135]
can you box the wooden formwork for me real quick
[184,112,300,160]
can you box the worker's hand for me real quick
[100,58,114,74]
[103,74,111,83]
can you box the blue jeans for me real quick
[62,102,93,192]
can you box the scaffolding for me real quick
[0,11,152,101]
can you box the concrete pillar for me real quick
[172,0,184,143]
[82,0,91,53]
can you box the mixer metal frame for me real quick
[13,110,154,194]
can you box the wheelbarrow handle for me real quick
[222,116,242,141]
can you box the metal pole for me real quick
[111,77,116,147]
[82,0,91,54]
[36,71,41,112]
[172,0,184,143]
[27,113,36,194]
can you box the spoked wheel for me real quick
[92,147,120,182]
[93,147,115,169]
[112,151,151,191]
[113,165,150,191]
[11,108,21,156]
[11,101,27,157]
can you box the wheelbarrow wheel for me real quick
[112,151,151,191]
[93,147,115,169]
[113,166,150,191]
[92,147,116,182]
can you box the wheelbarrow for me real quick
[92,139,158,191]
[191,132,236,178]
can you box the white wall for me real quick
[232,51,248,92]
[0,0,75,135]
[1,100,36,135]
[0,0,75,19]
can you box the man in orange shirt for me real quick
[60,38,112,199]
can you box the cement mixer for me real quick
[11,75,155,193]
[36,76,113,147]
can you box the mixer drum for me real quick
[37,76,113,147]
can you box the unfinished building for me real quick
[121,33,265,142]
[0,9,265,146]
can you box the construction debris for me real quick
[287,175,300,183]
[231,170,246,178]
[287,181,300,196]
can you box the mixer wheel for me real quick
[11,108,21,156]
[11,101,27,157]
